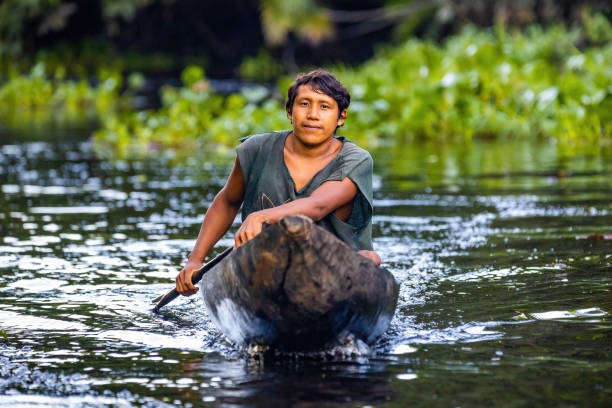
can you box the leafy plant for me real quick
[92,17,612,158]
[2,14,610,159]
[0,62,122,131]
[238,48,284,83]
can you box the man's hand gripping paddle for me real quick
[152,247,232,313]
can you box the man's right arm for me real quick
[175,157,245,296]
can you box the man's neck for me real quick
[285,132,340,159]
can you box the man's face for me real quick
[288,84,346,147]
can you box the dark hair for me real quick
[285,69,350,118]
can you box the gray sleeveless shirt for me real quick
[236,130,373,250]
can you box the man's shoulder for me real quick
[339,138,373,166]
[239,130,290,145]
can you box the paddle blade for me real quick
[152,289,180,313]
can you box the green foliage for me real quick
[260,0,333,46]
[32,40,120,78]
[582,9,612,44]
[127,72,145,91]
[92,19,612,158]
[238,49,284,83]
[181,65,205,88]
[0,62,121,131]
[2,39,202,80]
[335,21,612,152]
[3,16,610,158]
[94,65,287,159]
[102,0,152,21]
[0,0,61,57]
[0,0,154,62]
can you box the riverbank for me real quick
[2,16,611,159]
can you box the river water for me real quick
[0,133,610,407]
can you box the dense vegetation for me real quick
[0,62,122,132]
[94,16,612,158]
[1,13,611,158]
[2,1,608,77]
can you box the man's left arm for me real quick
[234,177,381,265]
[234,177,357,247]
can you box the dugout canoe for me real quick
[199,215,399,350]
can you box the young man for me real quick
[176,69,381,296]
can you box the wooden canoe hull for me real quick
[200,215,399,350]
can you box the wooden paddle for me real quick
[152,246,232,313]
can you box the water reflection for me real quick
[0,139,610,406]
